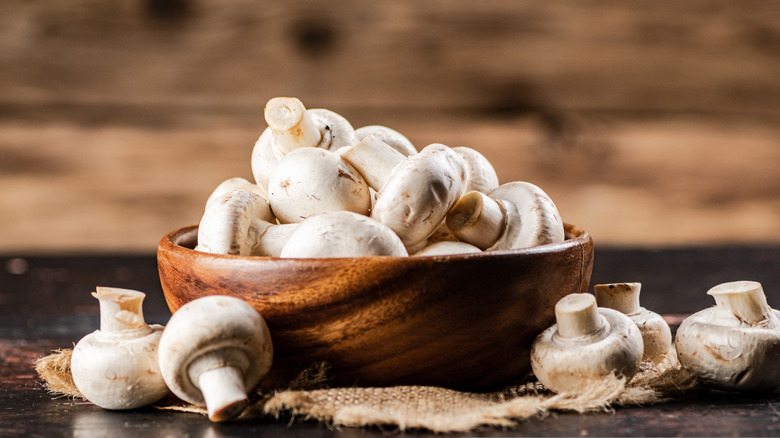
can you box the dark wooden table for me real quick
[2,247,779,437]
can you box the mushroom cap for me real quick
[355,125,417,156]
[414,240,482,257]
[158,295,273,407]
[280,211,408,258]
[530,307,643,393]
[267,147,371,224]
[197,190,272,255]
[71,325,167,410]
[205,177,267,210]
[453,146,499,194]
[675,306,780,391]
[371,143,465,251]
[488,181,565,251]
[308,108,359,152]
[251,129,286,192]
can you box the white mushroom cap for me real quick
[158,295,273,422]
[446,182,564,251]
[267,147,371,224]
[452,146,499,194]
[594,282,675,365]
[280,211,408,258]
[530,293,643,393]
[675,281,780,391]
[370,143,466,252]
[251,98,359,190]
[205,177,268,210]
[414,241,482,257]
[70,287,168,410]
[197,190,295,257]
[355,125,417,156]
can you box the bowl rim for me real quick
[158,223,591,262]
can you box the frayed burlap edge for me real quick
[34,349,699,433]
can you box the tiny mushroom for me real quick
[267,147,372,224]
[355,125,417,157]
[531,293,644,393]
[414,240,482,257]
[158,295,273,422]
[251,97,359,190]
[280,211,408,258]
[197,189,296,257]
[675,280,780,391]
[340,137,466,253]
[594,282,675,366]
[70,287,169,410]
[452,146,499,194]
[445,182,564,251]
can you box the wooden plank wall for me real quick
[1,0,779,252]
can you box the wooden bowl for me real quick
[157,223,593,391]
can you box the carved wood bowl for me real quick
[157,223,593,391]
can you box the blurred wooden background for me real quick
[1,0,779,252]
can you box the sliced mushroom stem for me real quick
[555,293,604,338]
[340,135,406,191]
[594,283,641,315]
[95,287,150,334]
[264,97,322,154]
[445,191,505,250]
[707,281,775,325]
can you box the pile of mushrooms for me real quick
[197,96,566,258]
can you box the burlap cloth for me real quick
[36,349,698,433]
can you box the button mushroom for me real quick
[452,146,499,194]
[445,182,564,251]
[70,287,168,410]
[531,293,644,393]
[675,280,780,391]
[205,177,267,209]
[267,147,372,224]
[158,295,273,422]
[594,282,675,366]
[197,189,296,257]
[414,240,482,257]
[355,125,417,156]
[251,97,359,190]
[340,138,465,253]
[280,211,408,258]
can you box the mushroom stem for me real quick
[594,283,641,315]
[264,97,322,154]
[188,349,250,422]
[708,280,774,325]
[340,135,406,191]
[445,191,505,250]
[94,287,149,334]
[197,366,248,422]
[555,293,603,339]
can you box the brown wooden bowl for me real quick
[157,223,593,391]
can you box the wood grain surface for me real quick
[1,1,779,252]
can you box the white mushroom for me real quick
[355,125,417,156]
[70,287,168,410]
[340,137,465,253]
[205,177,267,209]
[280,211,407,258]
[594,282,675,365]
[414,241,482,257]
[267,147,371,224]
[251,97,359,190]
[158,295,273,422]
[675,280,780,391]
[197,189,296,257]
[452,146,499,194]
[445,182,564,251]
[531,293,644,393]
